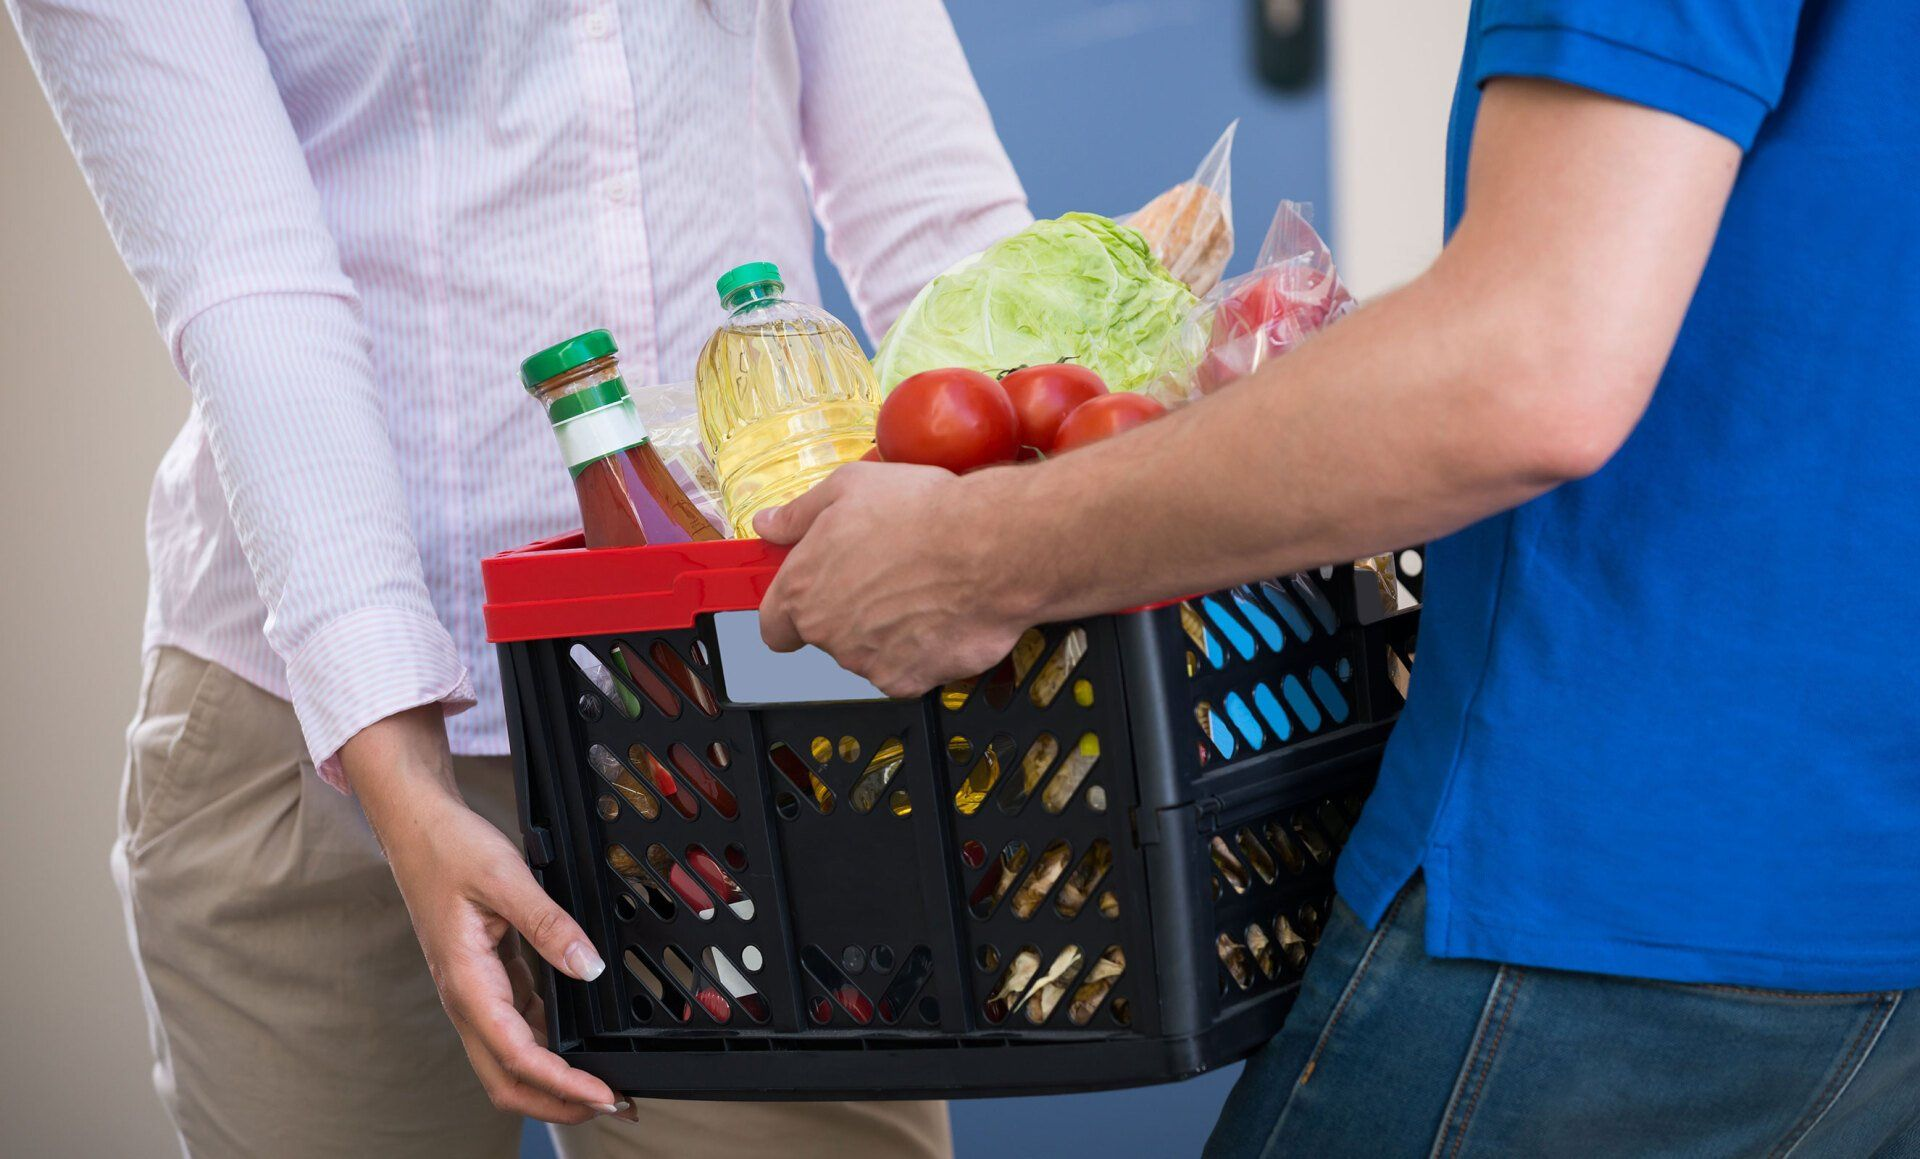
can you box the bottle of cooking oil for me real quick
[695,262,880,532]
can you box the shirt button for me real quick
[605,176,633,204]
[583,11,611,38]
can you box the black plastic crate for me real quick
[484,536,1420,1099]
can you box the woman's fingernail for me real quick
[593,1101,631,1116]
[566,943,606,981]
[615,1101,641,1122]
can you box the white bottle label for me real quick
[554,398,650,475]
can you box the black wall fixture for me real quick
[1251,0,1323,93]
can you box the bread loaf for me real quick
[1129,181,1233,295]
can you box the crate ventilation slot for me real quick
[589,744,660,821]
[768,741,836,815]
[609,641,681,718]
[1195,666,1354,763]
[849,737,907,815]
[983,943,1128,1027]
[607,844,675,921]
[623,745,694,820]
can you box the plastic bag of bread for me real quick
[1124,121,1237,295]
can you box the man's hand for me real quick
[341,707,631,1124]
[755,461,1031,698]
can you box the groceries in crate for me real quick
[872,212,1203,398]
[520,330,724,549]
[694,261,883,531]
[521,124,1353,542]
[999,362,1109,457]
[1051,391,1167,452]
[871,124,1239,396]
[870,362,1166,469]
[873,368,1019,472]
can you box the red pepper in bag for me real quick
[1187,202,1355,396]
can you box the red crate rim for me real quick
[482,531,1193,644]
[482,533,790,642]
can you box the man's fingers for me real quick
[752,463,858,544]
[759,580,805,653]
[484,860,604,982]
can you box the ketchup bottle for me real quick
[522,330,723,548]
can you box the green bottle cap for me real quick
[520,329,617,390]
[544,376,631,424]
[715,262,783,308]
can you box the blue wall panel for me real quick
[816,0,1330,341]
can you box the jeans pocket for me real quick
[1677,981,1901,1005]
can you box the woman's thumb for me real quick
[491,862,604,982]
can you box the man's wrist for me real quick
[952,462,1061,626]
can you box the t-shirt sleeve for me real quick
[1472,0,1809,148]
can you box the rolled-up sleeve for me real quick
[791,0,1032,340]
[9,0,472,787]
[1473,0,1810,148]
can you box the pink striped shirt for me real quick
[9,0,1030,786]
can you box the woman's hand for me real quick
[341,706,632,1124]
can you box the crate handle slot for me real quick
[710,611,892,705]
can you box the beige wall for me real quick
[1,30,186,1158]
[1328,0,1474,298]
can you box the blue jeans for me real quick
[1207,878,1920,1158]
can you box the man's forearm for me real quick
[965,80,1740,627]
[969,261,1582,624]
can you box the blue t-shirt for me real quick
[1337,0,1920,990]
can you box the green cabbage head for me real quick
[872,212,1200,394]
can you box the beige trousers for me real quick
[111,647,950,1159]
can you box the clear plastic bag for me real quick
[632,379,732,536]
[1123,121,1237,296]
[1151,201,1355,403]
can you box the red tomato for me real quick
[999,363,1108,456]
[876,368,1020,472]
[1052,392,1167,452]
[860,445,883,462]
